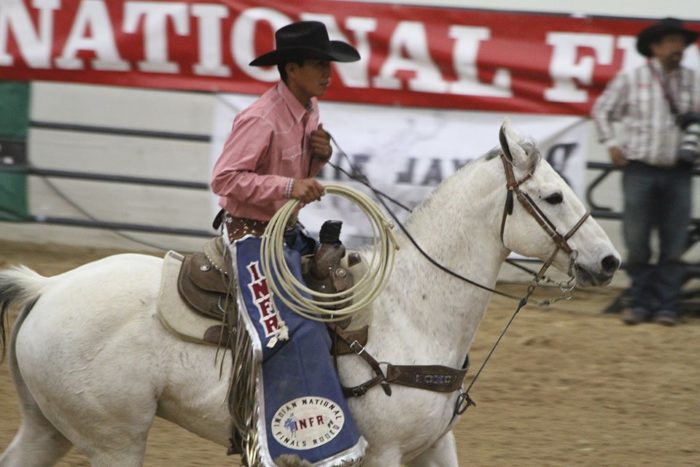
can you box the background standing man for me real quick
[592,17,700,326]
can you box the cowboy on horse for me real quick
[210,21,367,466]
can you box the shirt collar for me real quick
[277,81,313,124]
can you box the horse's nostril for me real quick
[601,255,620,273]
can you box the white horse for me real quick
[0,123,619,467]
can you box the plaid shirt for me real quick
[592,58,699,167]
[211,81,325,221]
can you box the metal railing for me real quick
[1,120,215,238]
[5,120,700,239]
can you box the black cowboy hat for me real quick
[249,21,360,67]
[636,17,699,57]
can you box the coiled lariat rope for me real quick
[260,184,399,322]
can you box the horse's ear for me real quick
[499,120,533,169]
[498,121,513,161]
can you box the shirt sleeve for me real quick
[211,115,291,207]
[591,72,629,148]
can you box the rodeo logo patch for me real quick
[246,261,282,338]
[271,397,346,450]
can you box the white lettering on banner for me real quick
[0,0,58,68]
[55,0,128,71]
[233,7,290,82]
[448,25,512,97]
[300,13,377,88]
[192,3,230,77]
[544,32,614,103]
[123,1,189,74]
[373,21,448,94]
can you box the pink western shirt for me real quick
[211,81,327,221]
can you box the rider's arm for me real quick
[211,116,292,207]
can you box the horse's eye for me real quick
[543,192,563,204]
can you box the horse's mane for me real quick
[407,150,496,221]
[484,147,502,160]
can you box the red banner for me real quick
[1,0,698,115]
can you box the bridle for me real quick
[452,133,594,417]
[497,129,591,278]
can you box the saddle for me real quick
[157,235,369,351]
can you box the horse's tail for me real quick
[0,265,51,361]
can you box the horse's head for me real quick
[498,121,620,286]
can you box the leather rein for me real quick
[332,141,591,415]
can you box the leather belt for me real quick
[224,214,297,243]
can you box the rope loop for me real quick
[260,184,399,322]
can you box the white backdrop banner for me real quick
[210,94,588,242]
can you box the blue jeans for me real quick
[284,224,318,256]
[623,162,692,314]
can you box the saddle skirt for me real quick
[157,250,232,346]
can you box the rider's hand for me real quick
[311,124,333,161]
[608,146,628,167]
[291,178,325,203]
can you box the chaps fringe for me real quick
[228,305,261,466]
[222,241,262,467]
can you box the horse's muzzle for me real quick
[574,255,619,287]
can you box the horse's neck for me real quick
[373,159,508,367]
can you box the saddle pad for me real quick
[233,236,367,466]
[157,251,222,345]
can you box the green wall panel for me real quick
[0,81,30,221]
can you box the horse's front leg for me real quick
[405,430,459,467]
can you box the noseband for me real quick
[498,152,590,274]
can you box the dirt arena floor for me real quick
[1,239,698,466]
